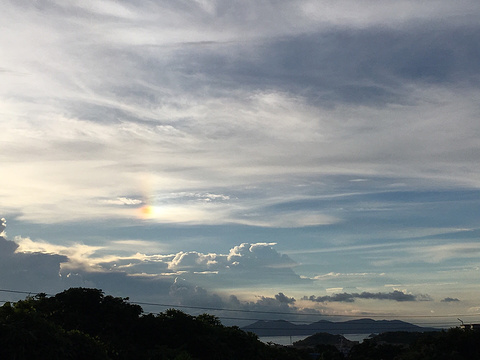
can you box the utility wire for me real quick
[0,287,478,324]
[0,298,462,329]
[132,300,480,319]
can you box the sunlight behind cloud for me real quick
[15,236,103,271]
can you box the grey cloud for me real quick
[304,290,431,303]
[40,18,480,133]
[62,270,174,300]
[0,235,20,256]
[168,25,480,107]
[232,292,324,322]
[248,294,296,311]
[160,278,302,320]
[275,292,295,304]
[169,277,226,309]
[0,236,172,303]
[0,231,170,303]
[159,280,324,325]
[441,297,460,302]
[0,234,67,295]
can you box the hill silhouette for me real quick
[242,318,440,337]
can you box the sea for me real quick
[259,333,371,346]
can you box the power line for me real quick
[0,299,461,329]
[0,289,37,296]
[208,315,461,327]
[0,287,478,323]
[131,300,480,319]
[0,297,456,327]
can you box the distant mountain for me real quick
[242,318,440,337]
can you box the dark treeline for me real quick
[297,328,480,360]
[0,288,309,360]
[347,329,480,360]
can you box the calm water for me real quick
[259,333,371,346]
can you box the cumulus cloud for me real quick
[227,243,295,268]
[303,290,432,303]
[13,235,302,288]
[0,231,307,317]
[168,251,218,271]
[167,243,298,273]
[3,234,306,300]
[164,242,305,288]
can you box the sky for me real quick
[1,0,480,328]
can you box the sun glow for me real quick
[139,204,158,219]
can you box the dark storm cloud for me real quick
[304,290,432,303]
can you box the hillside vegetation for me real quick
[0,288,308,360]
[294,329,480,360]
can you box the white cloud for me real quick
[371,242,480,266]
[3,81,480,225]
[15,236,104,271]
[301,0,480,28]
[0,218,5,236]
[168,251,219,271]
[314,272,384,280]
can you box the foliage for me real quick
[347,328,480,360]
[0,288,311,360]
[294,332,351,346]
[0,298,108,359]
[313,344,346,360]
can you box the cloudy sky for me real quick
[1,0,480,327]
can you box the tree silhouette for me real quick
[0,288,311,360]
